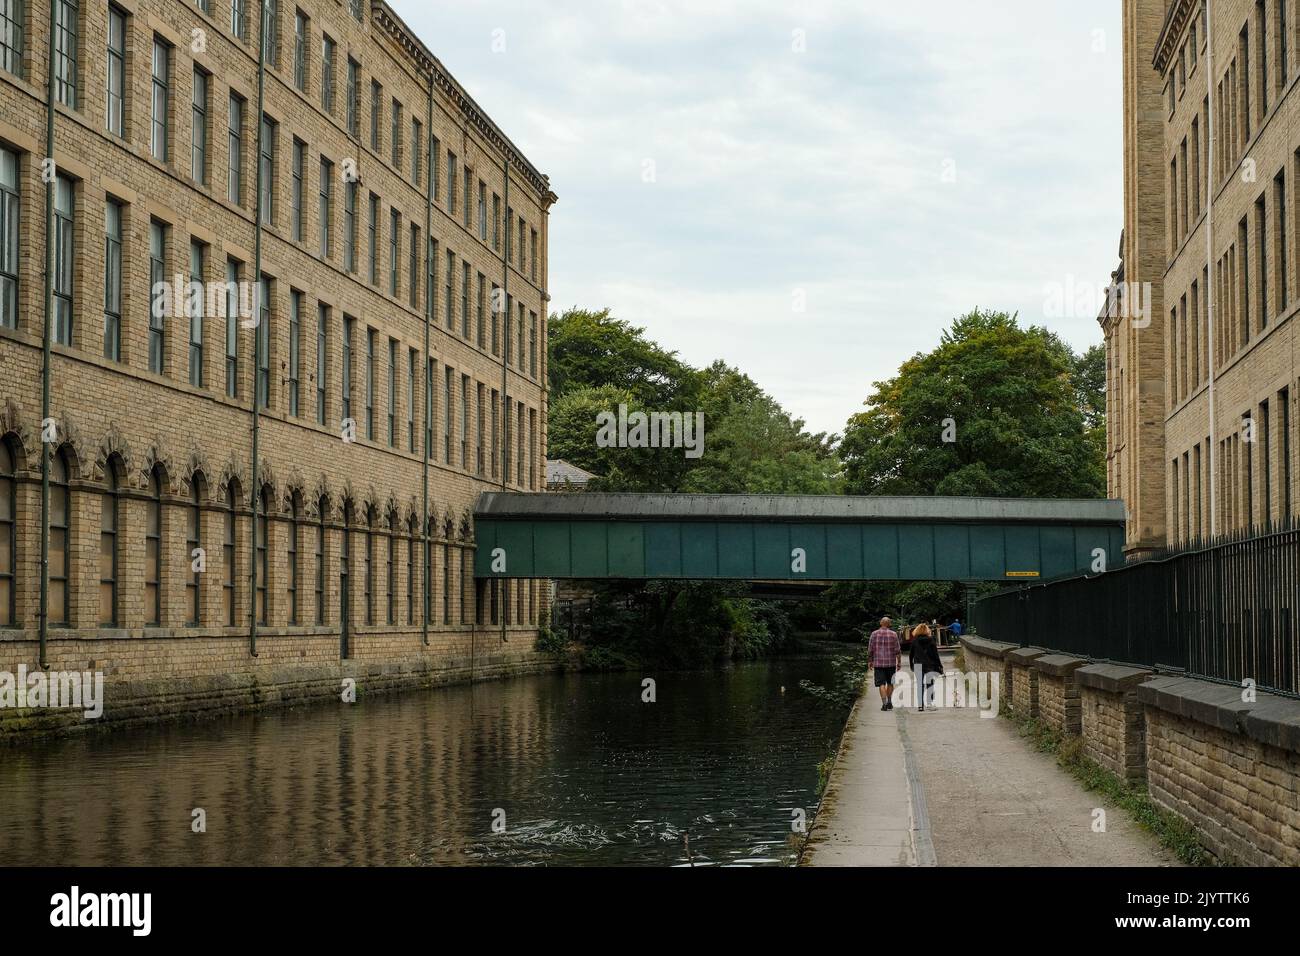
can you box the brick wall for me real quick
[1007,647,1046,717]
[1034,654,1086,736]
[1077,664,1152,786]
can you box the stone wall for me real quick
[1034,654,1087,736]
[956,635,1015,708]
[1139,676,1300,867]
[1076,663,1151,786]
[1007,647,1046,717]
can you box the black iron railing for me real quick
[973,526,1300,698]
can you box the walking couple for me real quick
[867,617,944,712]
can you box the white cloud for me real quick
[394,0,1121,436]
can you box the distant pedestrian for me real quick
[909,622,944,711]
[868,617,901,712]
[949,618,963,641]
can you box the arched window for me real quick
[223,483,238,625]
[386,512,396,626]
[461,544,471,625]
[441,538,450,625]
[48,451,69,626]
[98,463,118,627]
[185,475,203,626]
[407,517,417,625]
[287,494,299,626]
[364,507,374,625]
[256,486,271,626]
[424,516,434,626]
[0,440,15,627]
[315,497,327,624]
[144,467,162,626]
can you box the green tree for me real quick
[548,307,698,407]
[839,309,1104,499]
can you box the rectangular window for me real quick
[346,58,360,137]
[408,348,416,451]
[387,337,396,447]
[476,383,484,474]
[370,80,382,151]
[368,192,379,284]
[463,166,472,227]
[321,34,335,113]
[478,181,487,240]
[432,136,440,202]
[293,9,308,92]
[107,7,126,136]
[411,117,422,183]
[506,207,512,263]
[318,157,333,258]
[291,138,304,241]
[531,229,537,281]
[461,261,469,338]
[444,366,453,463]
[342,315,354,422]
[0,0,21,76]
[1278,169,1290,311]
[151,38,171,161]
[389,207,399,296]
[264,0,279,61]
[426,357,434,459]
[491,283,499,354]
[492,194,500,250]
[316,304,328,425]
[445,250,454,328]
[448,152,457,215]
[259,114,277,223]
[490,389,498,478]
[149,220,167,373]
[228,93,244,205]
[409,223,419,309]
[461,374,469,469]
[530,311,537,376]
[1283,387,1293,517]
[1257,194,1268,330]
[189,240,205,385]
[391,99,401,168]
[288,290,301,416]
[344,180,357,272]
[0,149,17,330]
[1280,0,1290,91]
[54,0,77,108]
[231,0,246,40]
[191,68,208,183]
[477,273,485,347]
[257,277,270,408]
[365,327,375,440]
[1263,399,1273,523]
[225,259,240,396]
[103,199,122,360]
[53,176,74,345]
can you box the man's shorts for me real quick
[873,665,897,687]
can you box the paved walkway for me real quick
[801,661,1181,867]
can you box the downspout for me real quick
[500,154,509,648]
[38,0,58,670]
[248,0,269,657]
[422,70,433,646]
[1206,1,1217,538]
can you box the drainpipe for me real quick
[248,0,269,657]
[421,71,433,647]
[500,154,509,648]
[1205,1,1217,539]
[37,0,58,671]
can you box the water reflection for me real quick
[0,657,844,866]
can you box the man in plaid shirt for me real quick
[868,617,901,711]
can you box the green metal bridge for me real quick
[472,493,1126,582]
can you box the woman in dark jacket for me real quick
[908,623,944,711]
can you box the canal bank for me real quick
[0,633,561,742]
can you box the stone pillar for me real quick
[1007,646,1048,717]
[1033,654,1089,736]
[1077,663,1153,786]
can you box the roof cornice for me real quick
[1154,0,1195,73]
[373,2,557,207]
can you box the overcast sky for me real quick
[394,0,1123,438]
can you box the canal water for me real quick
[0,655,847,866]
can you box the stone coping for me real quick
[1007,646,1049,665]
[1033,653,1089,679]
[1075,663,1153,694]
[1137,675,1300,755]
[957,635,1018,659]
